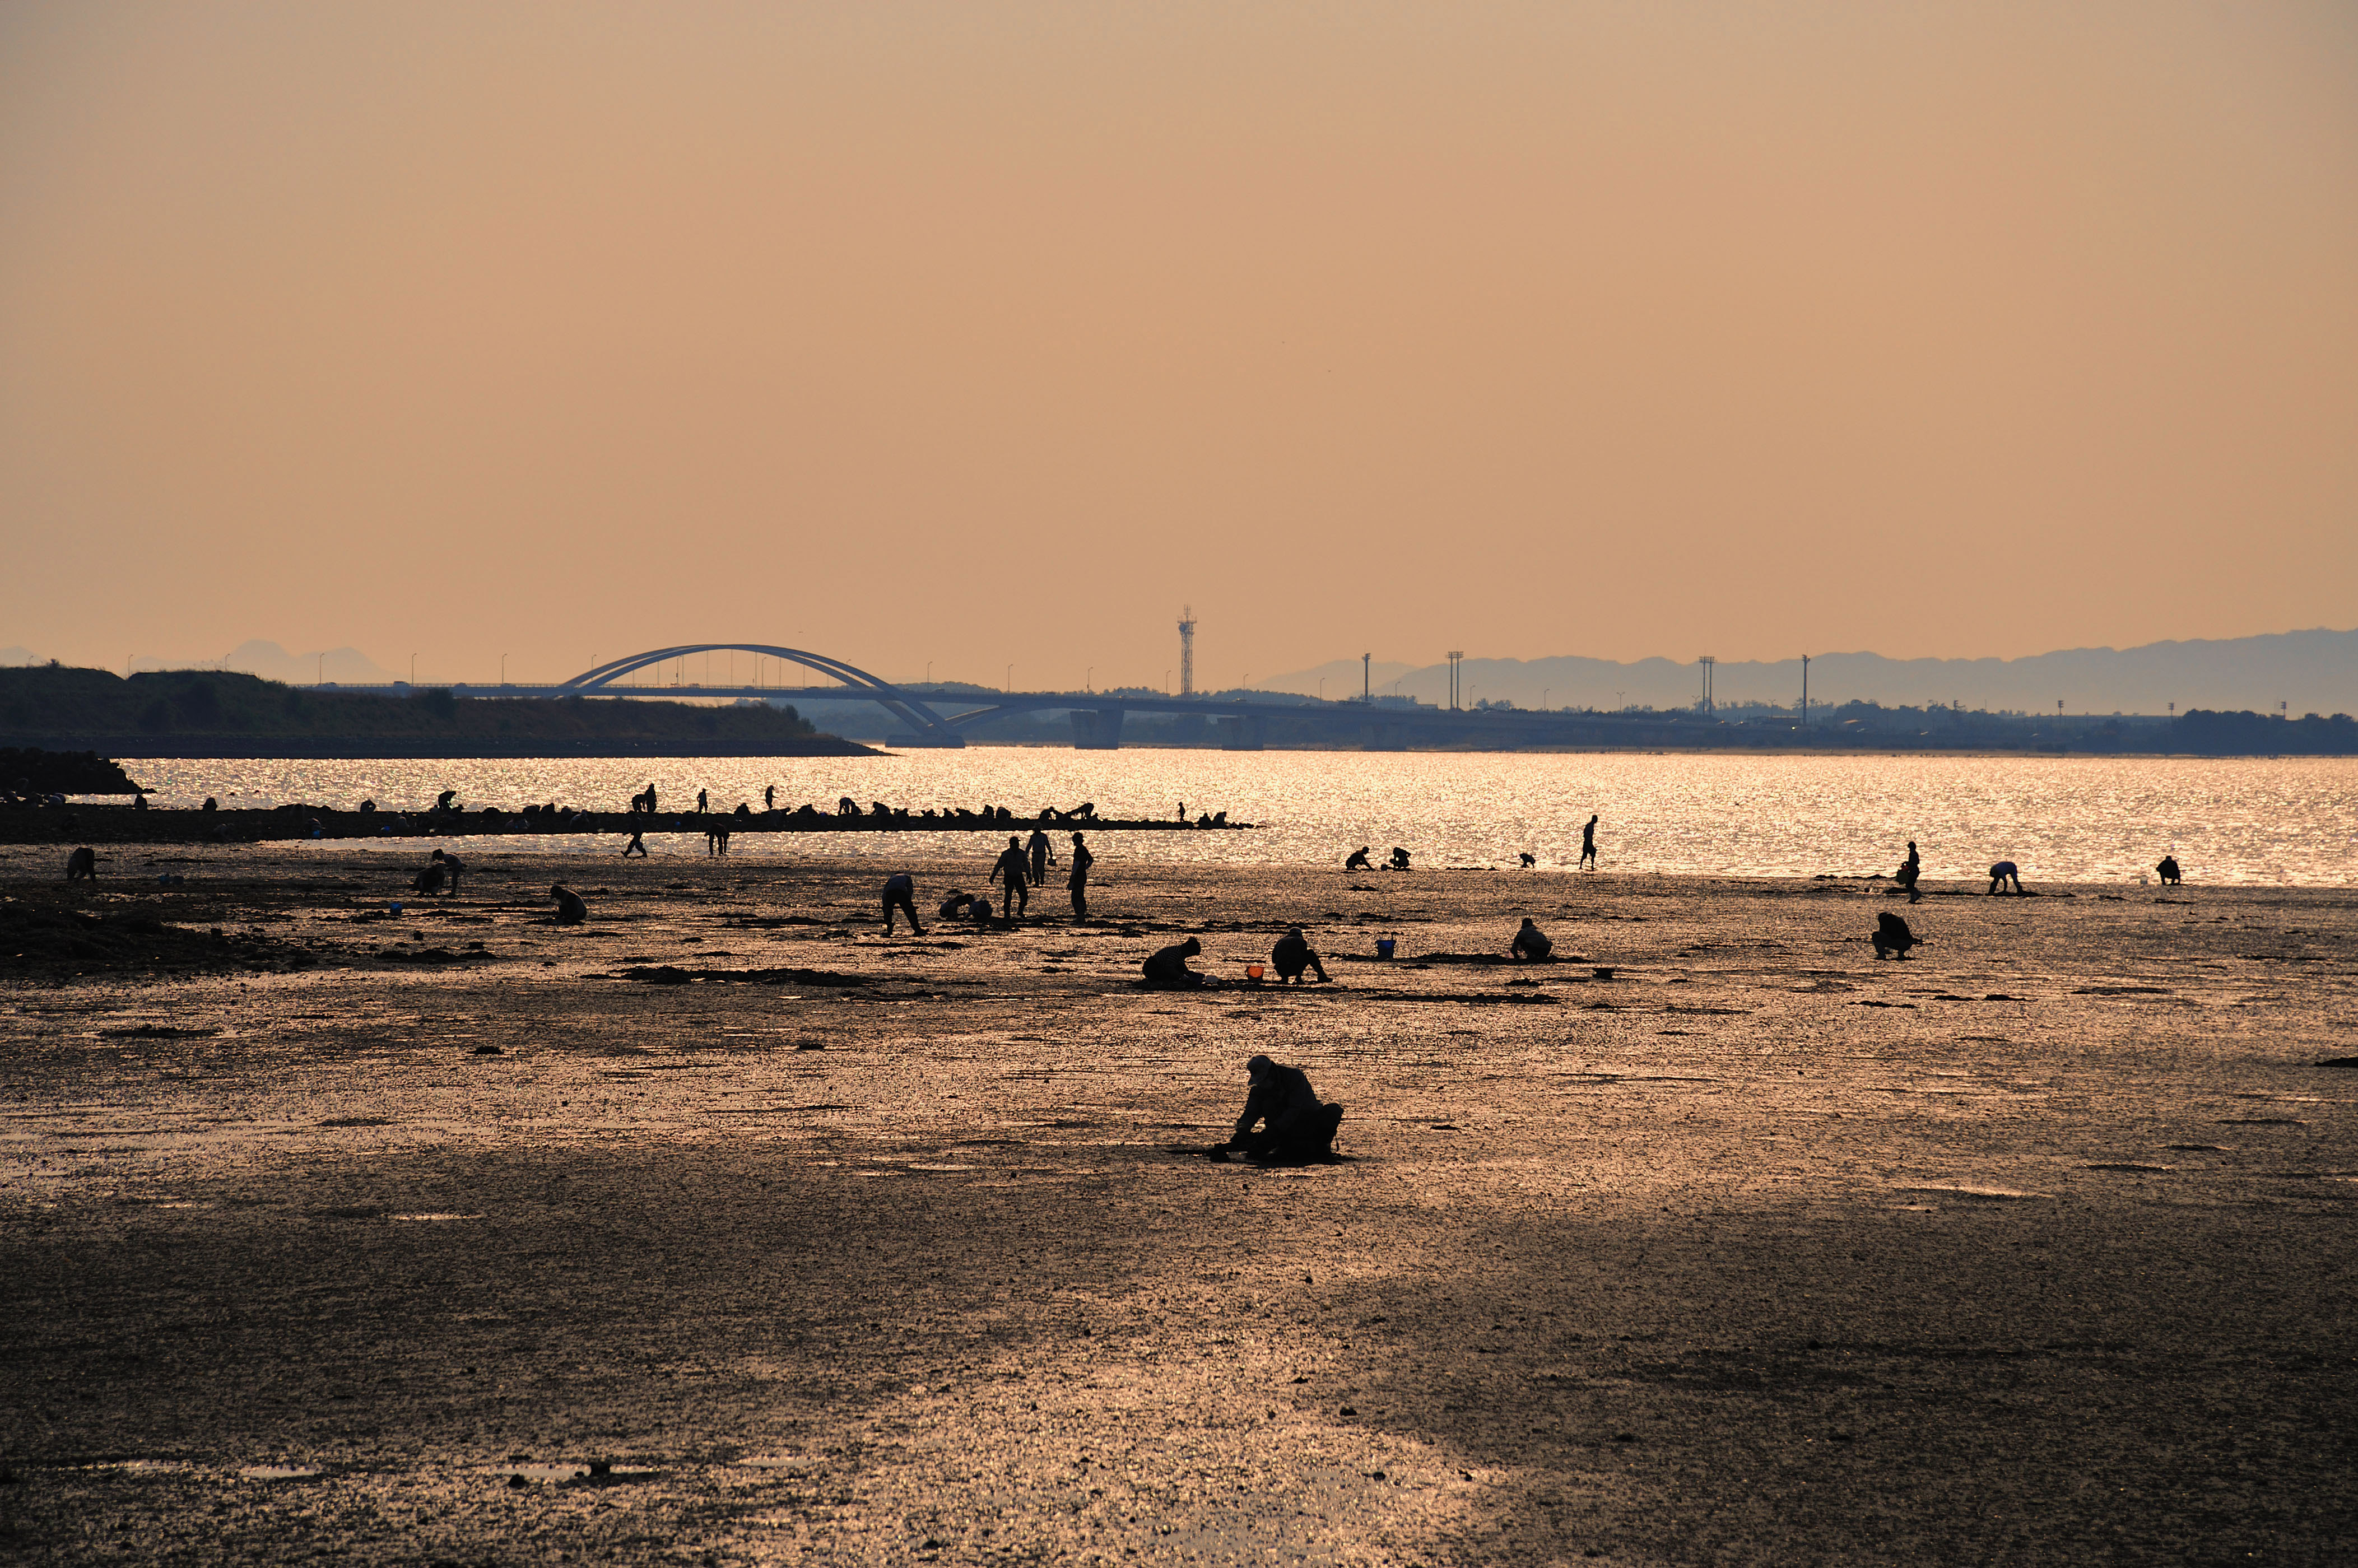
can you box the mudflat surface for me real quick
[3,844,2355,1565]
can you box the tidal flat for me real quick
[3,845,2354,1564]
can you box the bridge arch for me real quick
[560,644,956,743]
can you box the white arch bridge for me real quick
[312,643,1382,749]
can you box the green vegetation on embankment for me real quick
[0,666,872,757]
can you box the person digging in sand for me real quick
[1872,910,1919,959]
[1511,917,1554,961]
[2157,855,2182,886]
[882,872,924,935]
[551,885,588,925]
[1208,1054,1344,1163]
[1344,846,1373,872]
[64,846,96,882]
[1271,926,1330,983]
[1989,860,2025,895]
[1142,936,1209,989]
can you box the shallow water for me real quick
[120,751,2358,885]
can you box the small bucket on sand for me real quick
[1375,937,1397,960]
[1246,963,1265,980]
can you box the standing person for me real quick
[992,835,1031,918]
[696,789,709,815]
[1579,815,1599,869]
[882,872,924,936]
[645,783,659,814]
[764,784,776,813]
[1026,826,1054,886]
[1067,831,1095,920]
[1897,841,1922,904]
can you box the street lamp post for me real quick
[500,653,508,685]
[410,654,417,685]
[1006,664,1013,692]
[1086,667,1094,694]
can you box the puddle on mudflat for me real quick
[238,1465,323,1480]
[389,1212,483,1221]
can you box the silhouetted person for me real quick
[1068,832,1094,919]
[1143,936,1207,988]
[2157,855,2182,886]
[1897,840,1922,903]
[992,836,1030,918]
[202,797,218,812]
[969,894,994,924]
[1988,860,2024,895]
[1177,800,1186,821]
[1512,918,1554,961]
[764,784,776,813]
[1272,927,1329,983]
[551,884,587,924]
[621,829,648,858]
[697,789,709,814]
[938,890,976,918]
[430,849,465,895]
[1872,910,1918,959]
[1027,827,1053,886]
[436,790,457,812]
[1579,815,1598,869]
[882,872,923,935]
[410,862,447,896]
[707,823,731,856]
[733,801,751,818]
[1519,852,1537,868]
[1344,846,1372,872]
[1213,1054,1344,1163]
[1389,847,1411,871]
[839,796,858,816]
[645,783,659,814]
[64,846,96,882]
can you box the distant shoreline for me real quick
[0,735,878,761]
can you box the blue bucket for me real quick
[1375,937,1396,959]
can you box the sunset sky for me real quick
[3,2,2354,692]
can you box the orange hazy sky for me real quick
[3,1,2354,691]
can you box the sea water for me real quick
[113,752,2358,886]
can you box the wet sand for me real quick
[3,845,2355,1564]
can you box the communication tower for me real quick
[1178,606,1197,696]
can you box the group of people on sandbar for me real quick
[877,832,1095,934]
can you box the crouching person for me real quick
[1872,910,1918,959]
[1211,1054,1343,1163]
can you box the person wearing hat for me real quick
[1271,927,1329,984]
[1213,1055,1343,1162]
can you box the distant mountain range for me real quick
[1269,629,2358,716]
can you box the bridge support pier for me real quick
[1219,715,1266,751]
[1359,720,1408,751]
[1071,709,1126,750]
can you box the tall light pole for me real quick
[315,653,324,685]
[500,653,509,685]
[1801,655,1810,726]
[924,662,932,685]
[1086,667,1094,694]
[1447,651,1464,710]
[1542,688,1551,711]
[410,653,417,685]
[1006,664,1013,692]
[1318,678,1326,701]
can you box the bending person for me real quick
[551,885,588,925]
[1215,1055,1344,1163]
[1271,926,1330,984]
[882,872,924,936]
[1511,918,1554,961]
[1988,860,2024,895]
[1142,936,1208,989]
